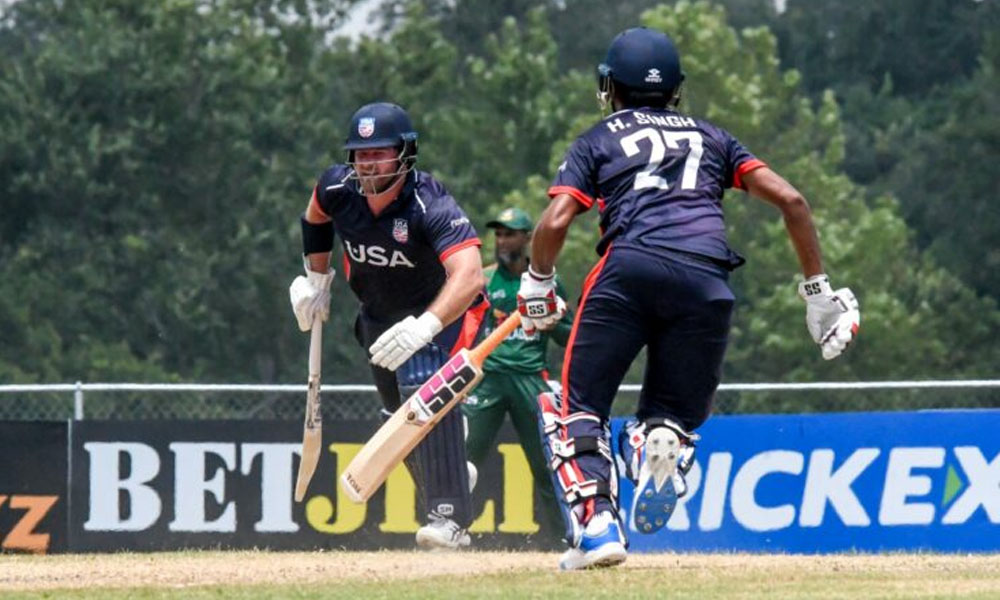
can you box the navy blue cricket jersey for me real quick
[550,108,766,265]
[310,166,481,322]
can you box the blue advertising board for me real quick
[616,410,1000,553]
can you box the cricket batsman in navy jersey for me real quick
[288,102,487,550]
[516,28,862,569]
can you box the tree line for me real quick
[1,0,997,408]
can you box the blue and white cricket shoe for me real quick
[628,426,681,534]
[559,511,627,570]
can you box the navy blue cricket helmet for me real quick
[598,27,684,109]
[343,102,418,169]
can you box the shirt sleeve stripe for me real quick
[732,159,768,190]
[439,238,481,262]
[309,186,332,219]
[548,185,595,210]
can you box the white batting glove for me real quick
[798,274,860,360]
[516,266,567,335]
[369,311,443,371]
[288,263,335,332]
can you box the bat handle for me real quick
[469,312,521,366]
[309,315,323,376]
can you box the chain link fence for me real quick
[1,381,998,421]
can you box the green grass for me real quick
[4,551,1000,600]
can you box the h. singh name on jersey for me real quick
[606,112,696,133]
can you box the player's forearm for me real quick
[427,273,483,326]
[531,194,580,275]
[305,252,333,273]
[780,198,824,278]
[302,195,335,273]
[428,249,485,326]
[741,168,823,277]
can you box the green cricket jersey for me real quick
[481,263,573,374]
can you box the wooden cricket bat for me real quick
[340,312,522,504]
[293,317,323,502]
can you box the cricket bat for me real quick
[340,312,522,504]
[293,316,323,502]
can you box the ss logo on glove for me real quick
[516,267,567,335]
[524,299,552,318]
[798,275,860,361]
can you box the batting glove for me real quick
[798,274,860,360]
[289,263,335,332]
[369,311,443,371]
[516,265,567,335]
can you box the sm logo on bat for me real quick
[408,353,479,424]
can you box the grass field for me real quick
[2,551,999,599]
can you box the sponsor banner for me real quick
[619,410,1000,553]
[70,420,552,552]
[0,421,67,553]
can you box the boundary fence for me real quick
[1,380,999,420]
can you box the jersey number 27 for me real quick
[620,128,703,191]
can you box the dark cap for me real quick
[486,207,533,231]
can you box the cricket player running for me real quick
[289,102,487,550]
[462,207,572,539]
[516,28,861,569]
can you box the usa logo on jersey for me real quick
[392,218,409,243]
[358,117,375,138]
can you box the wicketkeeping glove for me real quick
[289,263,335,332]
[798,274,860,360]
[516,266,567,335]
[369,311,443,371]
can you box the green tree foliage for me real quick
[1,0,996,406]
[638,3,999,387]
[774,0,987,98]
[882,37,1000,298]
[0,0,355,382]
[772,0,1000,301]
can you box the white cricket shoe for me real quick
[558,511,627,570]
[416,516,471,550]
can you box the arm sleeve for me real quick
[548,137,599,210]
[549,278,574,346]
[425,194,482,261]
[309,185,332,220]
[721,130,767,190]
[313,165,354,218]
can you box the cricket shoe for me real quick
[558,511,627,571]
[416,516,471,550]
[627,425,683,534]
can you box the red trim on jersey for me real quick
[559,250,614,529]
[439,238,481,263]
[309,186,332,219]
[597,197,606,212]
[732,159,768,190]
[549,185,595,210]
[449,297,490,356]
[341,251,351,281]
[560,247,612,418]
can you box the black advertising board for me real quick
[0,421,68,553]
[70,420,556,551]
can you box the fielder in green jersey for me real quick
[462,207,572,540]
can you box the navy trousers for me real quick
[562,244,735,431]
